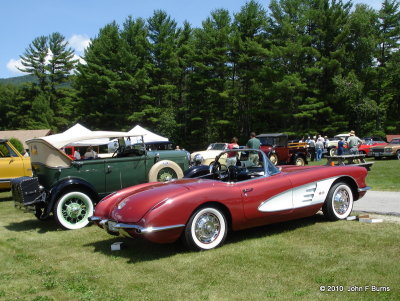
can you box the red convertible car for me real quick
[90,149,370,251]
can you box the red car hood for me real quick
[105,179,214,223]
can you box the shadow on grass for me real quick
[85,214,330,263]
[86,236,183,263]
[4,217,61,233]
[226,213,328,245]
[1,196,61,233]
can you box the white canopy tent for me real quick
[62,124,112,147]
[33,123,168,151]
[107,125,169,152]
[128,125,168,143]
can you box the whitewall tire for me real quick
[184,207,227,251]
[148,160,183,182]
[53,191,94,230]
[323,182,354,221]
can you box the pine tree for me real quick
[232,0,269,136]
[18,36,48,91]
[373,0,400,132]
[17,33,79,131]
[187,9,233,146]
[145,10,180,138]
[47,33,78,91]
[75,22,131,129]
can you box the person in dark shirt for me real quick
[337,138,345,155]
[246,132,261,166]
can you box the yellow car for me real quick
[0,139,32,190]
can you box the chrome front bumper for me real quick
[89,216,185,235]
[358,186,372,192]
[369,151,394,157]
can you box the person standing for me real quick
[324,136,329,149]
[73,149,81,160]
[226,137,239,167]
[347,130,362,155]
[315,139,324,161]
[308,136,316,161]
[84,146,97,159]
[246,132,261,165]
[337,138,345,155]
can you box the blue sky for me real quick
[0,0,382,79]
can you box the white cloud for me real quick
[73,53,86,65]
[6,58,25,75]
[68,34,91,53]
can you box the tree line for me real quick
[1,0,400,150]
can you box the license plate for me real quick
[107,221,118,232]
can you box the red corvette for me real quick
[358,139,387,156]
[90,149,370,251]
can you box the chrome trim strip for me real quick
[114,223,185,234]
[88,216,102,222]
[99,219,109,225]
[358,186,372,192]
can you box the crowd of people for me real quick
[300,130,362,161]
[225,130,364,164]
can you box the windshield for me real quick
[258,136,287,147]
[390,139,400,144]
[216,149,280,177]
[207,143,227,150]
[0,142,18,158]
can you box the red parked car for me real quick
[90,149,370,251]
[358,137,387,156]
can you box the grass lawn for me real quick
[308,157,400,191]
[0,191,399,301]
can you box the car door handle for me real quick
[243,188,253,193]
[107,165,112,173]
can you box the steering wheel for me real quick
[112,145,125,158]
[209,161,224,179]
[209,161,221,173]
[227,165,239,182]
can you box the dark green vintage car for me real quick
[12,132,190,230]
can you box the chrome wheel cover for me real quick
[194,212,221,244]
[333,187,350,215]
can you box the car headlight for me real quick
[194,154,204,164]
[385,147,392,152]
[186,151,191,163]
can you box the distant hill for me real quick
[0,74,71,88]
[0,74,37,86]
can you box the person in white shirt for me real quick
[84,146,97,159]
[74,150,81,160]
